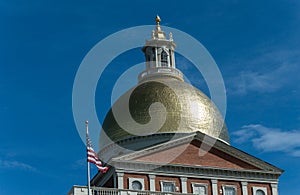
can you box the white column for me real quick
[211,179,218,195]
[171,50,176,67]
[155,47,158,67]
[271,183,278,195]
[117,172,124,189]
[149,174,156,191]
[113,172,117,188]
[180,177,188,193]
[241,182,248,195]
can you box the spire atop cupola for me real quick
[152,15,166,40]
[139,16,184,82]
[155,15,161,24]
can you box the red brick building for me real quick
[92,132,282,195]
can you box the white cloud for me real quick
[232,124,300,157]
[227,49,300,95]
[0,160,37,172]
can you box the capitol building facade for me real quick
[68,17,283,195]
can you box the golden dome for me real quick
[99,18,229,151]
[101,77,229,147]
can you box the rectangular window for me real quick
[223,186,236,195]
[161,181,175,192]
[192,183,207,195]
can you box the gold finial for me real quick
[155,15,161,25]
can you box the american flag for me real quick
[86,132,109,173]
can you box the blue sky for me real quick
[1,0,300,194]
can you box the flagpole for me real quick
[86,120,91,195]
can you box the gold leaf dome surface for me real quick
[101,77,229,146]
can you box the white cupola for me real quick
[139,16,184,82]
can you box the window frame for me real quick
[252,186,267,195]
[191,182,208,195]
[128,178,145,191]
[222,185,237,195]
[160,180,176,192]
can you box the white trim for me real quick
[241,182,248,195]
[117,167,277,185]
[116,172,124,189]
[211,179,218,195]
[181,177,188,193]
[252,186,267,195]
[191,182,208,195]
[128,178,145,190]
[149,174,156,191]
[113,166,279,183]
[271,183,278,195]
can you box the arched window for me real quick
[161,50,168,67]
[132,181,142,190]
[252,187,267,195]
[145,47,155,62]
[256,189,265,195]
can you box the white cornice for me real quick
[112,160,280,182]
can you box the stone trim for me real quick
[241,181,248,195]
[211,179,218,195]
[128,177,145,190]
[149,174,156,191]
[116,172,124,189]
[180,177,187,193]
[252,186,267,195]
[271,183,278,195]
[112,161,280,182]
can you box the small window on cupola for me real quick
[161,50,168,67]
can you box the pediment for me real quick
[113,132,283,173]
[133,140,260,170]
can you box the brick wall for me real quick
[248,182,272,195]
[135,140,259,170]
[121,172,274,195]
[123,173,149,190]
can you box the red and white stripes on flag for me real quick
[86,133,109,173]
